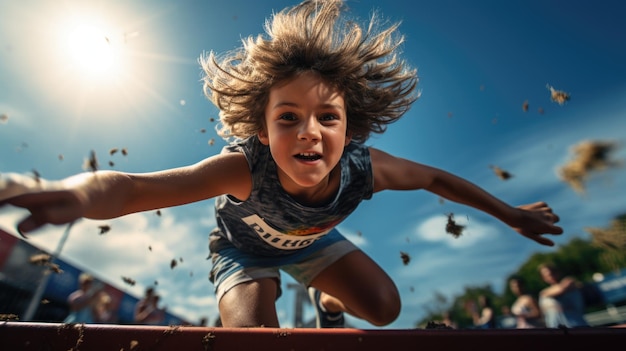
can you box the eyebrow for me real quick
[270,101,344,110]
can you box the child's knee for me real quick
[368,286,401,326]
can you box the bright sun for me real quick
[61,16,127,83]
[66,25,120,77]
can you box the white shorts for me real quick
[208,228,358,303]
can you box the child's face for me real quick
[259,72,351,193]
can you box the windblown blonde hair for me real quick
[200,0,418,143]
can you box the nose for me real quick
[298,115,321,141]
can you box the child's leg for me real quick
[309,250,400,326]
[218,277,280,327]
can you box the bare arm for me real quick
[518,295,542,319]
[540,277,579,298]
[2,152,251,234]
[473,307,494,326]
[369,147,563,246]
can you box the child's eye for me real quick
[319,113,338,121]
[279,112,297,121]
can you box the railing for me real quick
[1,322,625,351]
[585,305,626,326]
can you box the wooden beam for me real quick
[1,322,625,351]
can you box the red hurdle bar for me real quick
[1,322,626,351]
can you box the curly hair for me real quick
[200,0,419,143]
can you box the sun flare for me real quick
[66,24,120,77]
[59,14,128,83]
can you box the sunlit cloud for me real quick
[413,214,495,248]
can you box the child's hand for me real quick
[0,172,48,202]
[511,201,563,246]
[0,173,85,236]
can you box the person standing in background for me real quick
[469,295,496,329]
[92,291,118,324]
[509,276,544,328]
[63,273,102,323]
[538,263,589,328]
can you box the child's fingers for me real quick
[10,191,84,235]
[0,172,51,202]
[16,215,44,236]
[531,234,555,247]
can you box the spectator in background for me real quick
[538,263,589,328]
[497,306,518,329]
[441,310,457,329]
[134,293,166,325]
[92,291,118,324]
[468,295,496,329]
[509,276,544,328]
[134,287,155,324]
[63,273,103,323]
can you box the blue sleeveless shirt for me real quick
[211,136,373,257]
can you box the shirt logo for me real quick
[241,214,331,250]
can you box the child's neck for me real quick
[280,166,341,207]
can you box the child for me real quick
[0,0,562,328]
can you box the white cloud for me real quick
[414,214,495,248]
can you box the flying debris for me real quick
[558,140,621,194]
[490,165,513,180]
[28,253,62,273]
[109,148,119,156]
[522,100,529,112]
[32,169,41,183]
[546,84,570,105]
[83,150,99,172]
[121,148,128,156]
[400,251,411,266]
[98,225,111,235]
[170,259,177,269]
[47,264,63,274]
[156,210,162,217]
[0,113,8,123]
[0,314,19,321]
[445,213,465,238]
[29,253,52,266]
[121,276,136,286]
[585,218,626,269]
[208,138,215,146]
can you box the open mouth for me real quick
[294,152,322,161]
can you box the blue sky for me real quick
[1,0,625,329]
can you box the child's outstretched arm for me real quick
[370,148,563,246]
[0,152,251,235]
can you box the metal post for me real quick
[22,221,76,321]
